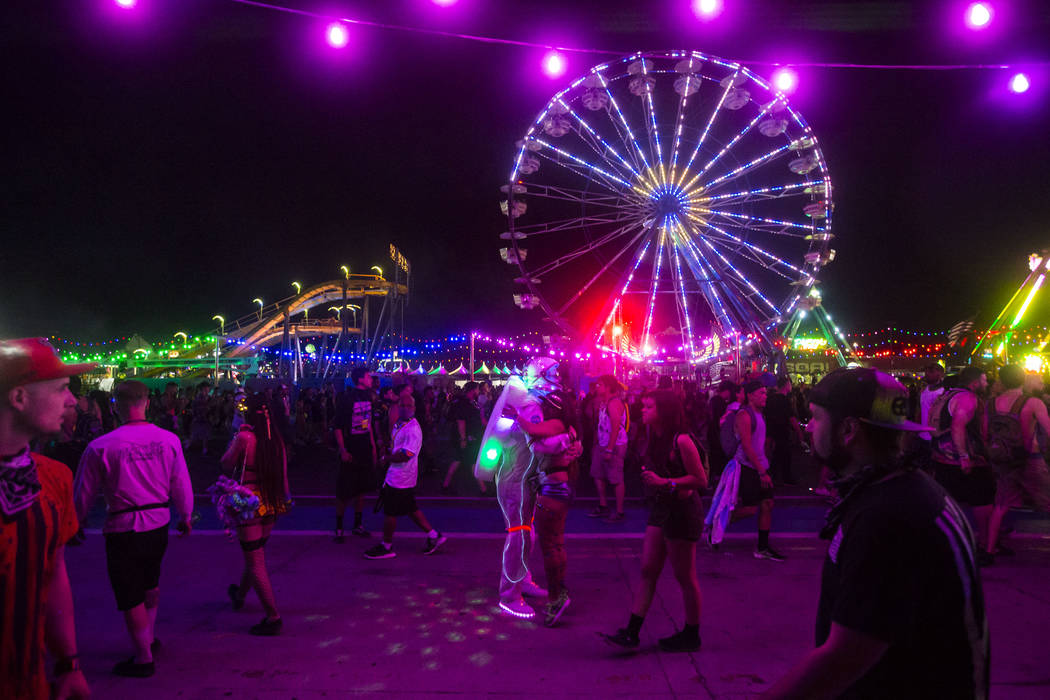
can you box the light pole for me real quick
[212,315,225,335]
[347,304,361,328]
[174,331,188,345]
[329,306,341,319]
[253,298,264,320]
[292,281,301,295]
[340,265,350,280]
[371,265,384,279]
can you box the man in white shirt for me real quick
[364,395,446,559]
[74,380,193,678]
[918,363,945,452]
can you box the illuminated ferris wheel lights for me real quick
[1009,72,1030,94]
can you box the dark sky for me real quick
[3,0,1049,344]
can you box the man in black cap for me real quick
[764,368,988,699]
[0,338,92,699]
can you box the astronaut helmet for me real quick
[522,356,562,394]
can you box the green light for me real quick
[478,438,502,470]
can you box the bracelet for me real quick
[668,480,677,494]
[54,655,80,676]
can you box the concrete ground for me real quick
[66,520,1050,699]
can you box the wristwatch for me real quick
[54,655,80,676]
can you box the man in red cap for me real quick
[0,338,93,699]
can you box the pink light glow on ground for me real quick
[964,2,993,30]
[772,67,798,94]
[542,50,567,79]
[325,22,349,49]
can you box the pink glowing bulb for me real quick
[432,0,458,5]
[1009,72,1030,94]
[964,2,993,30]
[325,22,349,49]
[772,67,798,94]
[692,0,723,19]
[115,0,136,8]
[542,50,567,79]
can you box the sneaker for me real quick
[112,657,155,678]
[422,533,447,555]
[754,546,786,562]
[543,591,571,628]
[658,629,701,653]
[587,505,610,518]
[227,584,245,611]
[520,580,548,598]
[249,617,283,636]
[498,597,536,619]
[364,543,396,560]
[603,511,626,523]
[599,628,640,649]
[351,525,370,537]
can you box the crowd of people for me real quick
[12,336,1050,697]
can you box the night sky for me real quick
[3,0,1049,344]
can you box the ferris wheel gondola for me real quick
[500,50,835,363]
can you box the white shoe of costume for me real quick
[520,580,548,598]
[498,597,536,619]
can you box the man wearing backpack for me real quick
[985,365,1050,564]
[930,366,996,566]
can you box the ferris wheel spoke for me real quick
[668,241,696,358]
[708,209,821,235]
[696,144,792,194]
[676,71,737,187]
[527,222,641,279]
[512,211,643,237]
[640,228,668,355]
[534,139,635,193]
[557,228,649,316]
[692,101,780,184]
[523,184,645,211]
[705,180,824,208]
[699,227,800,281]
[590,232,657,343]
[670,225,738,334]
[668,70,703,179]
[553,99,643,185]
[638,59,666,183]
[595,71,654,182]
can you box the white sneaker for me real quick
[498,597,536,619]
[520,580,548,598]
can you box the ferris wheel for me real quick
[500,50,835,362]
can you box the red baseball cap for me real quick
[0,338,97,391]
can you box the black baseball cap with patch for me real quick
[809,367,929,432]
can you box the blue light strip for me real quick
[689,102,778,186]
[596,236,653,346]
[671,222,736,334]
[693,216,805,276]
[693,232,781,316]
[705,180,823,204]
[711,208,822,233]
[639,58,665,184]
[641,225,667,355]
[534,138,633,189]
[676,71,735,187]
[557,99,642,183]
[670,222,697,359]
[702,144,791,191]
[596,68,652,178]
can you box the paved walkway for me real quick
[66,528,1050,698]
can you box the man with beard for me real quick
[764,368,988,699]
[929,366,996,565]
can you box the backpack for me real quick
[985,394,1032,468]
[719,404,756,456]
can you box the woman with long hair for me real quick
[510,388,582,627]
[602,389,708,652]
[219,393,290,636]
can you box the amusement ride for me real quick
[500,50,840,371]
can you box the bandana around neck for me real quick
[0,447,41,517]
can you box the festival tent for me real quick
[427,365,448,375]
[450,364,469,375]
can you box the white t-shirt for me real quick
[75,422,193,534]
[919,385,944,441]
[733,407,769,471]
[385,418,423,489]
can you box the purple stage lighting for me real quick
[325,22,349,49]
[692,0,724,19]
[542,50,567,79]
[115,0,136,8]
[772,67,798,94]
[964,2,993,30]
[432,0,458,6]
[1009,72,1030,94]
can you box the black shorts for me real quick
[105,525,169,611]
[337,450,376,501]
[933,462,997,507]
[738,467,775,507]
[647,492,704,541]
[380,484,418,517]
[458,441,480,465]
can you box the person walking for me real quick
[602,390,708,652]
[220,394,290,635]
[765,368,988,698]
[733,380,784,560]
[333,367,377,540]
[74,379,194,677]
[364,395,446,560]
[0,338,92,699]
[588,375,628,522]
